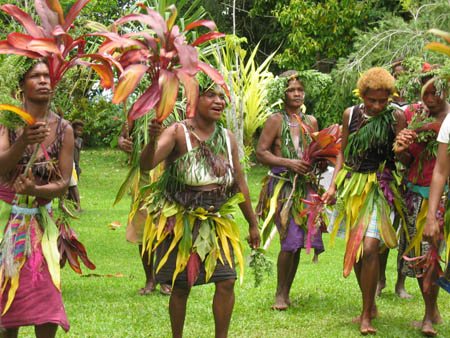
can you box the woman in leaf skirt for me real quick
[139,80,260,338]
[0,60,73,337]
[322,67,408,334]
[394,64,449,336]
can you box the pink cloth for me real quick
[405,104,436,186]
[1,253,70,331]
[0,195,69,331]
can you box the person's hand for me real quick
[321,186,336,205]
[287,159,312,175]
[247,224,261,249]
[20,122,49,146]
[13,168,36,195]
[394,128,417,153]
[148,119,163,141]
[118,136,133,153]
[423,216,440,248]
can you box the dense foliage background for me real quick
[0,0,449,145]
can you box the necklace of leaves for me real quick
[344,105,395,159]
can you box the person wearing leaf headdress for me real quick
[322,67,408,334]
[393,63,449,337]
[0,60,73,336]
[255,70,332,311]
[139,77,260,338]
[118,116,171,296]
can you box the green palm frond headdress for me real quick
[265,70,331,110]
[396,57,450,104]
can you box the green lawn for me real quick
[19,148,449,337]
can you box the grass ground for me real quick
[18,148,450,337]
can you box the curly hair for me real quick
[357,67,395,97]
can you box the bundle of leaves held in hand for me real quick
[248,248,273,287]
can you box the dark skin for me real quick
[140,88,260,338]
[256,79,317,311]
[0,63,73,338]
[322,88,407,334]
[118,120,171,295]
[394,84,449,337]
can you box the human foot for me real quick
[360,318,377,335]
[138,282,156,295]
[352,306,378,323]
[375,279,386,297]
[160,283,172,295]
[312,254,319,264]
[271,294,289,311]
[395,286,413,299]
[421,318,437,337]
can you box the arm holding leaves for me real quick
[0,122,49,176]
[14,124,73,199]
[229,131,260,249]
[256,114,311,175]
[393,109,414,166]
[118,120,134,154]
[423,142,450,248]
[139,120,176,171]
[321,108,350,204]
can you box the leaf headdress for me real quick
[265,70,331,111]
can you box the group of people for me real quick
[0,56,448,338]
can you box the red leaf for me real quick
[7,32,34,50]
[197,62,230,99]
[413,121,442,134]
[156,70,179,122]
[0,40,41,58]
[174,37,198,76]
[45,0,65,25]
[187,252,201,287]
[35,0,59,35]
[27,37,61,55]
[112,64,149,104]
[176,69,199,118]
[77,60,114,89]
[184,20,217,32]
[343,216,366,278]
[119,49,151,69]
[128,82,160,120]
[62,0,91,31]
[1,4,46,38]
[191,32,225,47]
[115,12,167,45]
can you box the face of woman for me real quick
[21,62,51,103]
[422,82,447,114]
[361,89,390,116]
[284,79,305,109]
[197,88,226,121]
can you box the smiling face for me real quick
[21,62,51,103]
[284,79,305,109]
[196,87,226,121]
[361,89,390,116]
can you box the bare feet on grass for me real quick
[411,310,442,336]
[395,285,413,299]
[312,253,319,264]
[271,293,289,310]
[352,304,379,323]
[138,281,156,295]
[360,317,377,335]
[160,283,172,295]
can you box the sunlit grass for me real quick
[17,148,449,337]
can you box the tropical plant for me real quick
[211,35,276,155]
[89,3,228,125]
[0,0,114,90]
[320,0,450,127]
